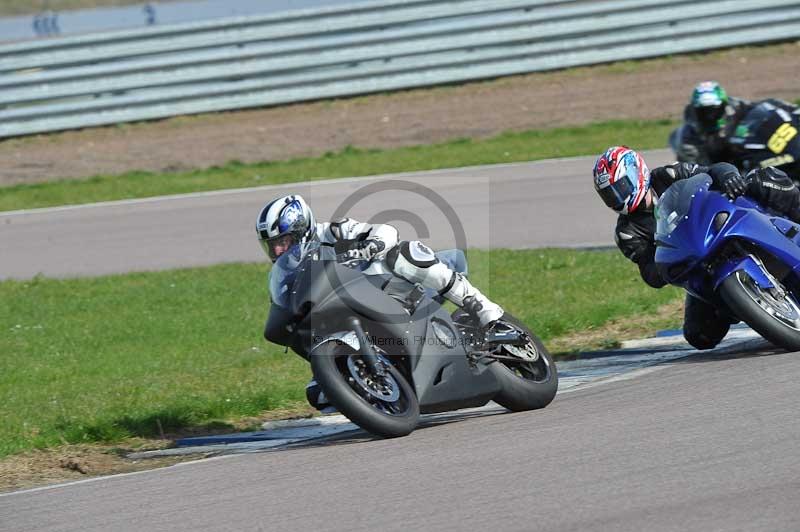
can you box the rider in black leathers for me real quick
[673,81,798,169]
[594,146,800,349]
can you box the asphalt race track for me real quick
[4,148,800,530]
[0,150,673,280]
[3,348,799,531]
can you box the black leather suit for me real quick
[678,97,753,165]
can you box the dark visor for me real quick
[695,105,724,130]
[597,175,634,212]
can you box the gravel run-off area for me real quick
[1,42,799,186]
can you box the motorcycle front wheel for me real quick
[719,269,800,351]
[489,314,558,412]
[310,342,419,438]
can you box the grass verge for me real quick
[0,119,677,212]
[0,248,683,459]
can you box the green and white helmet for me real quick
[690,81,729,132]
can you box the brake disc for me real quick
[503,340,540,362]
[346,355,401,402]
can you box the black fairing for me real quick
[274,254,501,413]
[264,303,301,352]
[732,102,800,178]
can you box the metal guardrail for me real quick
[1,0,799,138]
[0,0,374,43]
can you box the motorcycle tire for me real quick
[489,314,558,412]
[719,269,800,351]
[310,342,420,438]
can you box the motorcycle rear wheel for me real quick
[489,314,558,412]
[719,269,800,351]
[310,342,419,438]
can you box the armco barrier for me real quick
[0,0,375,43]
[1,0,799,138]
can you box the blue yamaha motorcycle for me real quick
[655,174,800,350]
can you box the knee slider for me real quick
[683,320,727,350]
[387,241,438,275]
[402,240,438,267]
[683,330,720,350]
[388,241,454,291]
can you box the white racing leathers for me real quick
[315,219,503,327]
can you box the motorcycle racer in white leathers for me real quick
[256,194,503,327]
[256,194,505,410]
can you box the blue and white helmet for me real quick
[256,194,316,262]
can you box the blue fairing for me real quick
[714,256,773,290]
[654,174,800,303]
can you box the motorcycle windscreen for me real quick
[656,174,712,237]
[269,241,322,308]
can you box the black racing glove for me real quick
[718,168,750,199]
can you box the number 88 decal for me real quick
[767,123,798,154]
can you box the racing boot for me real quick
[462,295,536,361]
[441,272,504,327]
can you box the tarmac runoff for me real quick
[129,325,767,460]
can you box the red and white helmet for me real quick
[593,146,651,214]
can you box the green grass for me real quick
[0,119,677,212]
[1,263,307,458]
[468,249,682,340]
[0,248,683,457]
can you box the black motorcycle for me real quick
[729,100,800,181]
[670,99,800,182]
[264,241,558,438]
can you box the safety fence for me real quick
[0,0,373,43]
[1,0,800,138]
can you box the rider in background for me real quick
[672,81,753,165]
[672,81,798,167]
[593,146,800,349]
